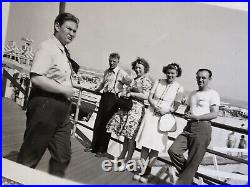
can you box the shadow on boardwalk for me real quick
[2,98,154,184]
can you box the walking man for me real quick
[17,13,80,177]
[85,53,131,157]
[168,69,220,184]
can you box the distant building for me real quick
[219,104,248,119]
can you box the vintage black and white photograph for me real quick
[2,2,248,185]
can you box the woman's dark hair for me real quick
[54,12,79,33]
[162,63,182,77]
[131,57,150,73]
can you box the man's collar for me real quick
[108,66,120,73]
[198,87,211,92]
[51,35,66,52]
[135,73,147,80]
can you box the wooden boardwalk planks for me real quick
[2,98,141,184]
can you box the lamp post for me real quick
[59,2,66,14]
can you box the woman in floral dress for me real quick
[107,57,152,165]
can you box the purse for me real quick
[115,96,133,111]
[153,79,177,133]
[158,113,177,133]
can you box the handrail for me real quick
[76,87,102,96]
[210,121,248,135]
[2,57,31,73]
[75,94,248,135]
[2,68,30,110]
[173,112,248,135]
[3,69,26,94]
[206,149,247,164]
[167,136,248,165]
[72,86,248,135]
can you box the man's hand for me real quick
[46,68,66,83]
[123,75,133,85]
[62,86,75,100]
[184,112,199,121]
[94,88,101,94]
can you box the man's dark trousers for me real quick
[91,92,118,153]
[168,121,212,184]
[17,88,72,177]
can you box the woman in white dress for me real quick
[134,63,184,182]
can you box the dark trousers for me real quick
[168,121,212,184]
[17,88,72,177]
[91,92,118,153]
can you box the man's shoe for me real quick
[95,152,110,158]
[133,174,151,184]
[117,162,132,172]
[133,174,141,181]
[140,176,149,183]
[133,166,152,183]
[168,166,178,184]
[95,152,102,157]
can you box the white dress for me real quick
[136,79,183,152]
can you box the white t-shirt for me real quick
[188,89,220,116]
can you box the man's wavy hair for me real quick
[54,12,79,34]
[196,68,212,78]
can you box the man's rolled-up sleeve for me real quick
[31,44,52,76]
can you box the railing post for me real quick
[22,78,31,110]
[2,68,7,97]
[59,2,66,14]
[72,88,82,138]
[212,155,219,172]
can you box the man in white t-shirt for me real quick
[168,69,220,184]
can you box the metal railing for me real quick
[2,68,30,110]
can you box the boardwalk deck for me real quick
[3,97,247,185]
[2,98,141,184]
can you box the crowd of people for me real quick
[16,12,225,184]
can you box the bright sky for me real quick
[202,2,248,12]
[4,2,248,102]
[67,3,248,102]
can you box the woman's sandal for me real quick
[133,166,152,183]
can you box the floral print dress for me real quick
[107,75,152,139]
